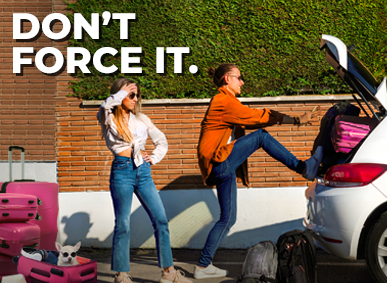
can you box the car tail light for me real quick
[324,163,387,187]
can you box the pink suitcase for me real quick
[0,222,40,257]
[0,193,40,223]
[0,182,59,250]
[0,146,59,250]
[331,115,378,153]
[18,253,97,283]
[0,254,18,279]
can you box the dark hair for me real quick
[208,63,238,88]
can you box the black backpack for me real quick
[276,230,317,283]
[237,241,278,283]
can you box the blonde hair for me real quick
[110,78,142,143]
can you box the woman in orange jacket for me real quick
[194,63,323,280]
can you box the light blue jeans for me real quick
[109,156,173,272]
[198,129,303,267]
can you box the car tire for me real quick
[365,211,387,283]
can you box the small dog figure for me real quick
[55,241,81,266]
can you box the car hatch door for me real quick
[320,34,386,120]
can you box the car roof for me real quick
[320,35,386,118]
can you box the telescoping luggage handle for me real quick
[9,146,25,181]
[8,146,34,182]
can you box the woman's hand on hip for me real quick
[142,151,153,165]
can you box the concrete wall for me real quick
[0,162,57,183]
[0,163,308,249]
[0,162,307,249]
[57,187,307,249]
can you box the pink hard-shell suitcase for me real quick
[0,193,40,223]
[331,115,378,153]
[18,253,97,283]
[0,254,18,279]
[0,146,59,250]
[0,222,40,257]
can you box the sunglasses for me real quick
[62,252,77,258]
[127,92,140,100]
[229,75,244,81]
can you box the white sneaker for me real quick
[194,263,228,279]
[21,248,46,261]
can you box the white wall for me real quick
[0,163,307,249]
[0,161,57,183]
[57,187,307,249]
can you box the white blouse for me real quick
[97,90,168,166]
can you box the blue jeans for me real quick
[109,156,173,272]
[198,129,301,267]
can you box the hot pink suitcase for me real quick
[0,222,40,257]
[0,193,40,223]
[0,146,59,250]
[18,253,97,283]
[0,181,59,250]
[331,115,378,153]
[0,254,18,279]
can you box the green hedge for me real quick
[67,0,387,100]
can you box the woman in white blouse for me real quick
[97,78,191,283]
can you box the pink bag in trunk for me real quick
[331,115,378,154]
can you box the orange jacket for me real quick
[197,86,284,187]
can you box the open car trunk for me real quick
[315,35,387,176]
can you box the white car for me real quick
[304,35,387,282]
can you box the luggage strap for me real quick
[1,182,10,193]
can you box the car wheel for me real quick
[366,211,387,283]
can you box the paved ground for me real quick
[79,247,376,283]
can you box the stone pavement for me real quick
[79,248,246,283]
[78,247,375,283]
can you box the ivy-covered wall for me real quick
[67,0,387,100]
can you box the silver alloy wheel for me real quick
[366,211,387,283]
[377,228,387,276]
